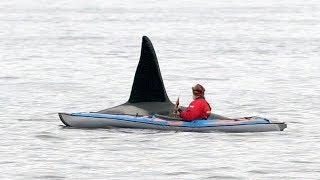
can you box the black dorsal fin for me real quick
[128,36,170,103]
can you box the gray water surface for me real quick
[1,0,320,179]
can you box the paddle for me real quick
[171,93,181,117]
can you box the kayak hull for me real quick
[59,113,286,132]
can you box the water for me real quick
[1,0,320,179]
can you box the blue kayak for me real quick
[59,112,287,132]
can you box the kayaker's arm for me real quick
[179,101,203,121]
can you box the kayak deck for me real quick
[59,112,287,132]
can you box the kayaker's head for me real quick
[192,84,205,99]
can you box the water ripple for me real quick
[1,0,320,179]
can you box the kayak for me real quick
[59,112,287,132]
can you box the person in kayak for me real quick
[175,84,212,121]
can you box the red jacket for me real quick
[179,98,212,121]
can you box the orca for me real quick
[97,36,228,119]
[97,36,174,116]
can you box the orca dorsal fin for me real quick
[128,36,170,103]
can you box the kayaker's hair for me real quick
[192,84,205,97]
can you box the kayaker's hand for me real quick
[173,106,179,112]
[174,106,180,111]
[176,107,182,116]
[172,106,181,117]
